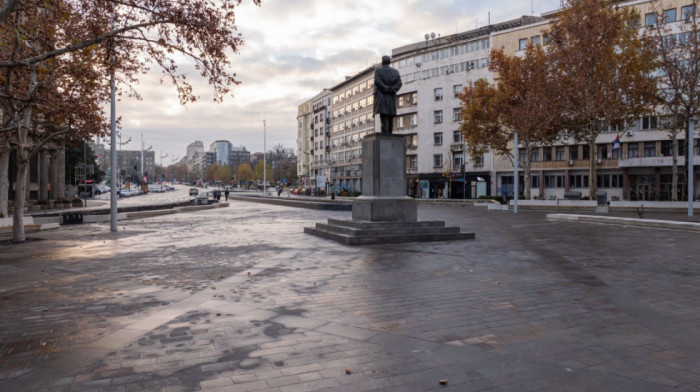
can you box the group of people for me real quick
[211,188,231,201]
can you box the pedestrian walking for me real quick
[224,189,230,201]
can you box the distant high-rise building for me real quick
[210,140,232,166]
[186,141,204,171]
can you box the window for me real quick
[543,147,552,161]
[682,5,696,21]
[644,142,656,157]
[434,88,443,101]
[597,174,623,188]
[519,148,527,163]
[628,142,640,158]
[474,154,484,166]
[519,38,528,50]
[555,146,566,161]
[481,58,489,68]
[453,155,463,167]
[398,96,404,107]
[661,140,673,156]
[453,130,462,143]
[645,12,657,26]
[434,154,443,168]
[663,8,677,23]
[530,149,540,162]
[434,132,443,145]
[409,155,417,169]
[410,114,417,126]
[570,146,579,160]
[531,175,539,188]
[598,144,608,159]
[481,39,490,49]
[569,174,589,188]
[544,175,564,188]
[453,84,462,98]
[397,116,404,129]
[434,110,443,124]
[582,145,590,159]
[531,35,541,46]
[641,116,658,130]
[453,108,461,122]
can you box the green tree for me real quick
[65,142,105,186]
[215,165,232,184]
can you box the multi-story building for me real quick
[186,141,204,172]
[490,0,698,201]
[329,66,377,193]
[210,140,232,166]
[389,17,538,199]
[230,146,250,167]
[296,99,313,186]
[298,1,698,201]
[310,89,331,191]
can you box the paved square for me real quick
[1,202,699,391]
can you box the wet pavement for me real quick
[0,201,699,391]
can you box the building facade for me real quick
[210,140,232,167]
[309,89,331,191]
[390,18,538,198]
[186,141,204,172]
[230,146,250,167]
[329,66,377,193]
[490,0,699,201]
[296,99,313,187]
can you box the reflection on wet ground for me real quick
[0,202,699,391]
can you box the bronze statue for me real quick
[373,55,402,134]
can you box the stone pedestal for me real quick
[305,132,474,245]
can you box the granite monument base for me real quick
[305,133,474,245]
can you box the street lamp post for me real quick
[689,117,695,217]
[263,119,267,196]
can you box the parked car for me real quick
[189,187,199,196]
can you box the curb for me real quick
[547,213,700,232]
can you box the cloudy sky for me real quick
[113,0,562,165]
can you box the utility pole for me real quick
[513,130,519,214]
[109,12,117,232]
[263,119,267,196]
[689,117,695,217]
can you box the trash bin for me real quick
[596,191,607,206]
[62,212,83,225]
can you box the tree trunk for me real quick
[672,131,678,202]
[588,139,597,199]
[12,150,28,243]
[0,149,9,218]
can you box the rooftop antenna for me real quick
[531,0,534,15]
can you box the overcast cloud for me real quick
[111,0,562,164]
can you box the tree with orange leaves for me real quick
[643,2,700,201]
[0,0,261,242]
[548,0,656,199]
[459,43,561,199]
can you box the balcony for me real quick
[618,155,687,168]
[450,144,463,152]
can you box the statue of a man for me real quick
[373,55,402,134]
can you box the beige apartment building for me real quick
[491,0,698,201]
[328,66,377,194]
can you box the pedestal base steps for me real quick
[304,218,475,246]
